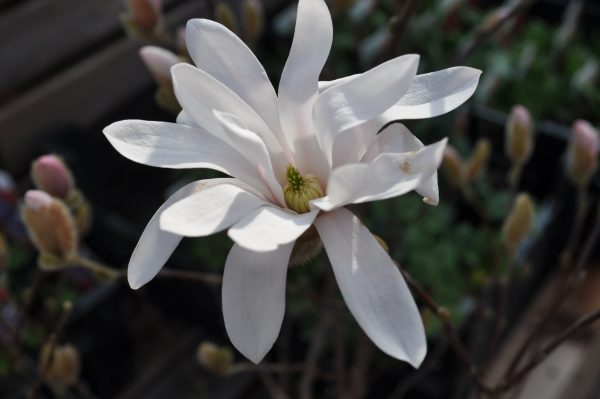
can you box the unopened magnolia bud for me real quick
[31,155,74,199]
[215,2,238,33]
[40,343,80,388]
[197,342,234,375]
[22,191,78,265]
[139,46,178,88]
[505,105,534,166]
[566,120,599,187]
[290,226,322,266]
[126,0,160,30]
[242,0,264,45]
[502,193,535,250]
[66,190,92,235]
[441,145,464,187]
[0,232,7,271]
[464,139,491,182]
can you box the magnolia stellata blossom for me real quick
[104,0,480,366]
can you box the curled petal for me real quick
[312,138,447,211]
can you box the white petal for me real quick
[128,178,242,289]
[103,120,272,197]
[176,110,196,127]
[277,0,332,179]
[186,19,285,143]
[331,118,383,167]
[160,183,268,237]
[214,111,285,206]
[222,243,293,363]
[228,207,318,252]
[313,54,419,164]
[311,138,447,211]
[314,208,426,367]
[362,124,439,205]
[319,67,481,121]
[172,63,288,171]
[378,66,481,121]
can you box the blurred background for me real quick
[0,0,599,398]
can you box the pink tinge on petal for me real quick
[572,120,600,154]
[24,190,53,212]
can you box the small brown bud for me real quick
[22,190,78,265]
[39,343,81,389]
[197,342,234,375]
[502,193,535,250]
[215,2,238,34]
[242,0,264,45]
[505,105,534,166]
[464,138,491,182]
[566,120,599,187]
[126,0,161,30]
[31,155,74,199]
[441,145,464,187]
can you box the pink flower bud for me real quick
[505,105,534,165]
[126,0,161,30]
[139,46,179,88]
[567,120,599,186]
[22,190,78,262]
[31,155,74,199]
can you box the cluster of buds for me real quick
[31,155,91,234]
[197,342,234,375]
[441,138,491,188]
[39,343,81,393]
[505,105,534,188]
[566,120,599,188]
[215,0,265,47]
[502,193,535,252]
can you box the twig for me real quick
[299,312,332,399]
[332,313,347,398]
[384,0,417,60]
[454,0,536,64]
[345,332,373,399]
[27,301,73,399]
[503,199,600,378]
[258,370,290,399]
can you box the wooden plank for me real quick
[0,0,207,173]
[0,0,181,103]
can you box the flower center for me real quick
[283,165,324,213]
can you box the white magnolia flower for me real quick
[104,0,480,366]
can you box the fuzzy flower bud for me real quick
[31,155,74,199]
[502,193,535,250]
[284,165,324,214]
[464,139,491,182]
[290,226,322,267]
[126,0,160,30]
[566,120,599,187]
[505,105,534,166]
[22,190,78,265]
[441,145,464,187]
[215,2,238,34]
[139,46,178,88]
[39,343,81,389]
[242,0,264,46]
[197,342,234,375]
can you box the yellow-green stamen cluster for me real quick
[283,165,324,213]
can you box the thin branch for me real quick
[503,199,599,378]
[299,312,332,399]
